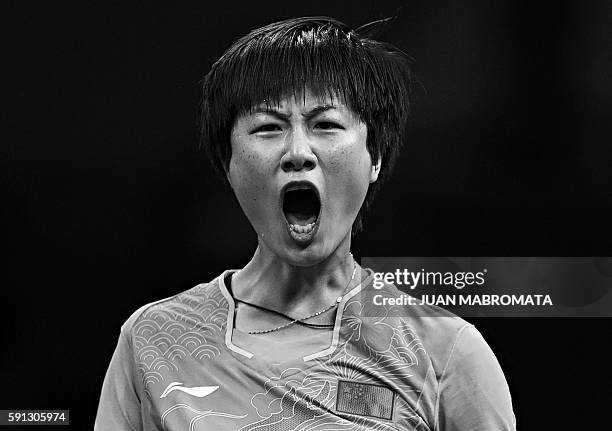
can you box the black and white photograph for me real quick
[2,1,611,430]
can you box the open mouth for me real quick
[281,181,321,243]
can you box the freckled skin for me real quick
[227,90,380,267]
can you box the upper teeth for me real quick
[286,184,313,192]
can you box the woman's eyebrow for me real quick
[251,107,291,121]
[301,105,338,120]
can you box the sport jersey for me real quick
[95,268,516,430]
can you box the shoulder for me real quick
[119,272,230,339]
[434,323,516,429]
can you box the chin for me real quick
[281,228,350,267]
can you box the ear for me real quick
[369,158,382,183]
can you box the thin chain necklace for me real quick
[234,256,358,335]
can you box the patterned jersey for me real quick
[95,269,516,430]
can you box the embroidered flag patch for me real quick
[336,380,395,420]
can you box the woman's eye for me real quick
[314,121,342,130]
[252,124,282,133]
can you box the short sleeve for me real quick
[435,324,516,431]
[94,328,142,431]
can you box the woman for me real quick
[95,17,516,430]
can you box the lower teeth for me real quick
[289,222,315,234]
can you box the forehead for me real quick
[238,88,359,120]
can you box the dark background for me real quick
[3,1,611,429]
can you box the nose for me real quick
[280,131,317,172]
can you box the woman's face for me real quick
[228,89,380,266]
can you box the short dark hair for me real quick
[199,16,413,233]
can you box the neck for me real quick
[233,237,357,316]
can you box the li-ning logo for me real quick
[159,382,219,399]
[336,380,395,420]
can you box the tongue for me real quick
[285,211,317,226]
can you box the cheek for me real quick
[345,154,372,202]
[325,139,372,211]
[230,148,266,183]
[228,143,274,214]
[229,132,266,180]
[325,128,370,170]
